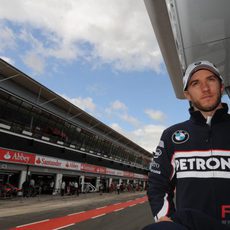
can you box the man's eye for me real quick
[208,76,217,81]
[190,81,198,86]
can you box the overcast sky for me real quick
[0,0,190,152]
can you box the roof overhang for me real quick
[144,0,230,99]
[0,58,152,158]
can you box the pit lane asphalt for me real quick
[0,191,147,217]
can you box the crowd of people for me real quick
[60,180,79,196]
[21,178,79,197]
[19,178,145,198]
[0,174,147,199]
[22,177,54,197]
[109,182,145,194]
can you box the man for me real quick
[61,180,66,196]
[116,183,121,194]
[99,182,104,195]
[29,178,35,197]
[143,61,230,230]
[50,180,54,195]
[74,181,79,196]
[22,179,30,197]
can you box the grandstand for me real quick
[0,58,152,194]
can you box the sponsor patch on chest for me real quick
[172,130,189,144]
[172,150,230,178]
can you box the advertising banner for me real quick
[0,147,35,165]
[35,155,81,171]
[0,147,146,179]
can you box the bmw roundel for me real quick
[172,130,189,144]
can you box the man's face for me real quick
[184,69,224,112]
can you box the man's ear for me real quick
[221,83,225,95]
[184,91,191,101]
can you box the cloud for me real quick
[105,100,140,127]
[0,56,14,65]
[58,95,163,152]
[0,23,16,51]
[111,123,165,152]
[110,100,127,111]
[0,0,162,73]
[107,102,165,151]
[110,123,123,134]
[130,124,165,152]
[86,83,106,96]
[145,109,166,122]
[61,95,96,112]
[23,51,45,74]
[105,100,127,116]
[120,113,140,127]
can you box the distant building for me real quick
[0,58,151,194]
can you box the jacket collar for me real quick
[189,103,229,125]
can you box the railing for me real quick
[82,182,97,193]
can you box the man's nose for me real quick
[200,82,209,91]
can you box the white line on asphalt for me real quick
[114,202,122,205]
[114,208,124,212]
[68,211,86,216]
[129,204,136,207]
[91,213,106,219]
[96,206,107,209]
[16,219,50,228]
[53,223,75,230]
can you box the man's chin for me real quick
[200,104,220,112]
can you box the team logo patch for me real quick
[172,130,189,144]
[154,148,162,159]
[158,140,164,148]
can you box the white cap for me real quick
[183,60,223,90]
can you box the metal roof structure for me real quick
[144,0,230,99]
[0,58,152,159]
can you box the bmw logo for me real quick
[172,130,189,144]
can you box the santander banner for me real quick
[35,155,81,171]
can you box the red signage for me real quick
[0,147,146,179]
[35,155,81,170]
[81,163,106,174]
[0,148,35,165]
[124,171,134,178]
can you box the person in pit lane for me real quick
[143,60,230,230]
